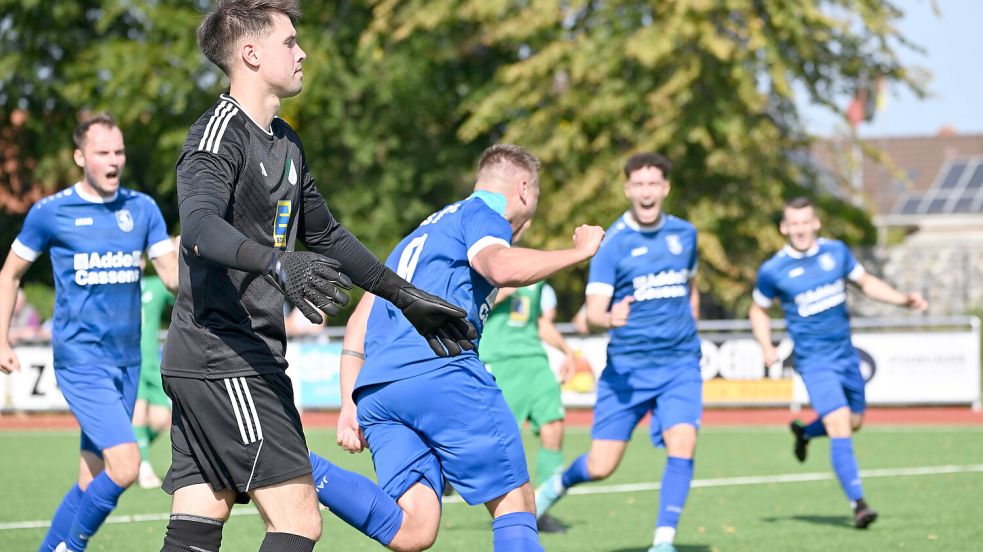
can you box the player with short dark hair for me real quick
[749,197,928,528]
[536,152,702,552]
[160,2,475,551]
[313,144,604,551]
[0,114,177,552]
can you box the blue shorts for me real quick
[355,360,529,506]
[800,359,866,417]
[54,364,140,455]
[592,356,703,448]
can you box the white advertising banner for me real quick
[3,345,68,411]
[793,331,982,406]
[3,318,979,411]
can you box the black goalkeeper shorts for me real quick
[161,372,311,503]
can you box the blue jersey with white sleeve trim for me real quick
[586,213,700,357]
[12,184,171,367]
[753,238,865,367]
[356,192,513,390]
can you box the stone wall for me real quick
[850,241,983,317]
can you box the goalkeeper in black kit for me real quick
[158,2,475,551]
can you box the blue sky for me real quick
[799,0,983,138]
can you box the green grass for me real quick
[2,425,982,551]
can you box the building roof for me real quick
[811,133,983,218]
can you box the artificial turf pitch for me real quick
[1,424,981,551]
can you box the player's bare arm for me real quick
[0,251,33,374]
[584,293,634,329]
[538,307,576,383]
[855,273,928,312]
[471,224,604,288]
[150,250,179,293]
[337,293,374,454]
[748,302,779,366]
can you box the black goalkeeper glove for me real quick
[374,269,477,357]
[268,251,353,324]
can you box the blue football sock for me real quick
[40,484,83,551]
[491,512,543,552]
[561,454,591,488]
[656,456,694,530]
[830,437,864,502]
[309,451,403,546]
[65,472,126,551]
[803,417,827,440]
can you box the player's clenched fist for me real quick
[573,225,605,258]
[0,344,20,374]
[609,295,634,328]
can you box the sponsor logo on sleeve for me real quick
[273,200,291,248]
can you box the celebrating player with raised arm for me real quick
[158,2,474,551]
[0,114,177,552]
[309,144,604,552]
[535,153,702,552]
[749,197,927,529]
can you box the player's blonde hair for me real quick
[476,144,541,181]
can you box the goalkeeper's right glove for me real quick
[268,250,353,324]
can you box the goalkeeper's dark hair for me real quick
[477,144,541,179]
[623,152,672,179]
[73,113,118,149]
[198,0,302,75]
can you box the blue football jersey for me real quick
[753,238,865,367]
[586,213,700,357]
[12,184,171,367]
[355,191,513,390]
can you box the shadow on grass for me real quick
[762,514,852,529]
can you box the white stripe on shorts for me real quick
[224,378,250,444]
[239,378,263,442]
[230,378,257,444]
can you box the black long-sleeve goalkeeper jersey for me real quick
[163,94,387,379]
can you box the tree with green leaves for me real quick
[365,0,920,315]
[1,0,922,319]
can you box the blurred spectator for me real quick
[9,289,42,344]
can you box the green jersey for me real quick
[480,281,551,362]
[140,275,174,371]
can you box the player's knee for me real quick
[287,510,323,542]
[104,449,141,486]
[388,523,437,552]
[586,456,616,480]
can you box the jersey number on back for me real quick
[396,234,428,283]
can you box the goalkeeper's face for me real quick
[259,12,307,99]
[780,205,821,252]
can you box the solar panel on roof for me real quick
[939,163,967,189]
[899,197,921,214]
[926,198,949,214]
[953,197,976,213]
[965,164,983,190]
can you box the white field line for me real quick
[3,463,982,530]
